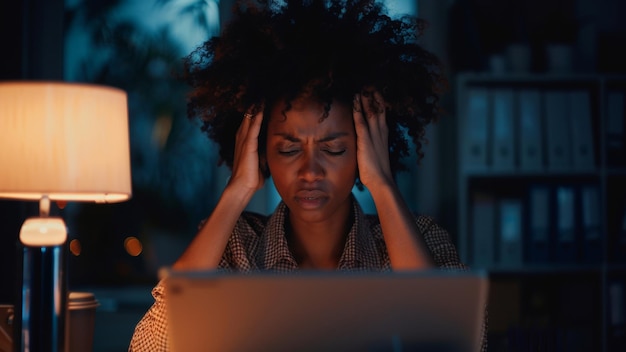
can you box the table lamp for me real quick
[0,82,131,351]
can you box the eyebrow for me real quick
[273,132,350,143]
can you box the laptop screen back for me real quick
[164,270,488,352]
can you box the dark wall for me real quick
[0,1,24,79]
[0,0,64,305]
[447,0,626,74]
[0,0,25,306]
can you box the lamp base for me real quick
[16,217,68,352]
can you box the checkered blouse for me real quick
[128,196,488,351]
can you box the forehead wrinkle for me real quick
[271,131,351,143]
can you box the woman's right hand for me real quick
[173,109,265,271]
[227,109,265,196]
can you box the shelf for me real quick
[606,263,626,273]
[455,73,626,352]
[607,168,626,176]
[485,265,603,277]
[461,169,601,178]
[458,72,607,82]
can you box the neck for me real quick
[287,203,353,270]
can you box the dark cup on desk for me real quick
[0,304,13,352]
[66,292,99,352]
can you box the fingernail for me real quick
[353,94,361,111]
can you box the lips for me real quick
[296,189,326,198]
[294,189,328,209]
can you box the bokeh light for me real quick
[124,236,143,257]
[69,239,82,256]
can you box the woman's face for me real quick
[266,97,357,224]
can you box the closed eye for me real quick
[278,150,299,156]
[323,149,346,156]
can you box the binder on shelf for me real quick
[488,281,521,333]
[580,184,601,263]
[544,91,572,171]
[471,192,496,269]
[615,206,626,263]
[491,88,515,171]
[607,90,625,167]
[463,87,490,171]
[554,186,578,263]
[609,280,626,348]
[555,283,596,350]
[526,185,551,263]
[498,198,523,268]
[518,89,544,172]
[569,90,596,171]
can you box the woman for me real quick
[129,0,486,351]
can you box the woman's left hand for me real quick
[352,89,394,191]
[353,89,433,270]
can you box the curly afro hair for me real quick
[183,0,448,178]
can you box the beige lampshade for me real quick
[0,81,132,202]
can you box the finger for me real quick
[245,110,264,151]
[232,112,254,170]
[360,88,380,122]
[237,110,255,135]
[358,92,389,163]
[236,108,261,144]
[372,90,388,133]
[373,96,388,153]
[352,93,369,136]
[361,90,387,147]
[362,90,388,149]
[235,112,252,149]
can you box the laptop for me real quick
[163,270,488,352]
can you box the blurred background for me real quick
[0,0,625,350]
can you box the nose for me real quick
[297,150,324,182]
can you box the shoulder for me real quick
[366,213,466,270]
[363,213,438,234]
[197,211,269,236]
[412,215,467,270]
[412,215,453,244]
[240,210,269,225]
[217,211,271,270]
[235,211,270,236]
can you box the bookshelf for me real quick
[455,72,626,351]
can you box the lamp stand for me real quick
[16,197,68,352]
